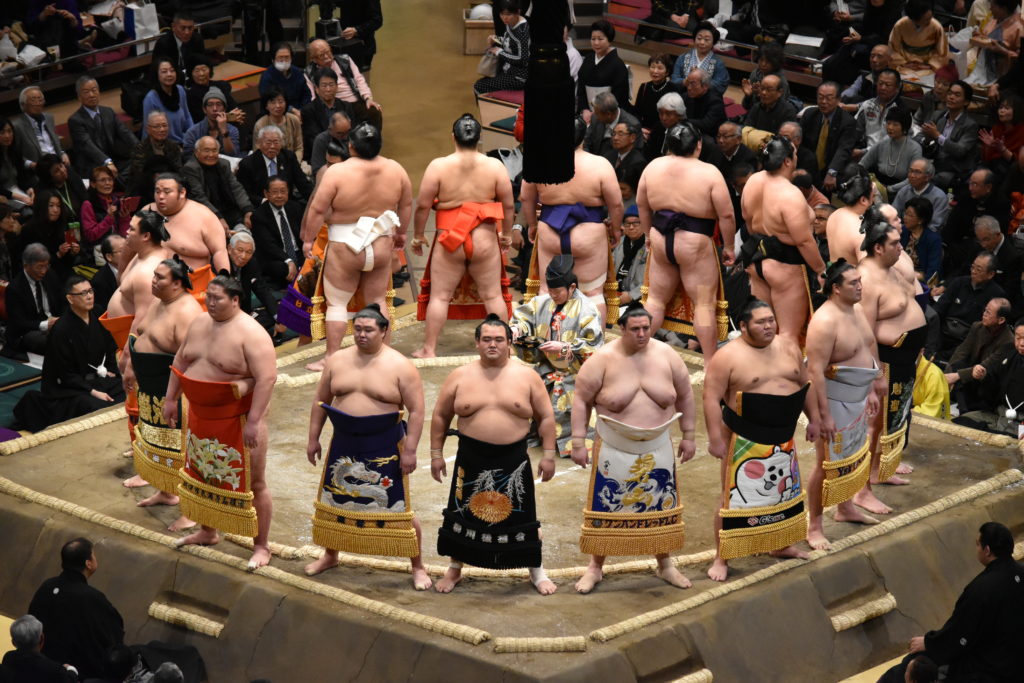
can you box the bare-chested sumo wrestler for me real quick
[826,164,875,265]
[106,211,171,339]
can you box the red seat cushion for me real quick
[484,90,525,106]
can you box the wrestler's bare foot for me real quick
[411,347,436,359]
[167,516,196,532]
[872,474,911,486]
[174,528,220,547]
[707,558,729,582]
[247,545,271,571]
[807,528,832,551]
[137,490,178,507]
[769,544,809,560]
[411,566,432,591]
[833,502,880,525]
[895,462,914,475]
[122,474,148,488]
[574,567,603,593]
[304,358,326,372]
[435,567,462,593]
[853,488,893,515]
[532,577,557,595]
[655,564,692,589]
[304,551,340,576]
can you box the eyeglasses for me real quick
[68,288,94,297]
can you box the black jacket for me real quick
[4,270,64,346]
[250,200,303,285]
[797,106,859,181]
[300,98,352,162]
[91,264,118,318]
[682,90,726,138]
[150,30,206,86]
[67,106,138,178]
[0,649,75,683]
[235,149,312,208]
[337,0,383,67]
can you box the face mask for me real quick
[275,61,291,72]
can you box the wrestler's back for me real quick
[721,338,804,411]
[642,156,719,220]
[161,201,223,269]
[740,170,768,235]
[325,157,407,223]
[535,150,611,207]
[179,314,260,384]
[452,362,535,442]
[135,296,201,355]
[432,153,504,211]
[826,208,867,265]
[592,340,679,428]
[760,176,812,245]
[326,346,404,415]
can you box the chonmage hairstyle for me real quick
[665,122,701,157]
[350,122,382,158]
[475,313,512,341]
[761,135,795,172]
[353,303,389,331]
[822,258,856,297]
[978,521,1014,559]
[860,205,895,255]
[837,164,873,205]
[453,113,482,148]
[617,301,653,326]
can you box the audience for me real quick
[0,204,24,283]
[142,59,194,145]
[973,214,1022,308]
[182,136,253,235]
[0,116,33,209]
[934,251,1006,359]
[1,614,77,682]
[300,69,351,163]
[304,39,381,130]
[236,126,312,209]
[613,206,647,305]
[309,111,352,179]
[740,42,790,111]
[250,176,303,289]
[81,165,129,256]
[717,122,757,178]
[646,91,685,161]
[670,21,729,96]
[258,42,310,115]
[473,0,530,96]
[91,234,123,317]
[838,44,895,110]
[3,243,63,358]
[253,88,304,161]
[127,111,184,191]
[918,80,980,191]
[900,197,942,284]
[891,159,951,231]
[67,76,137,180]
[913,64,955,128]
[853,69,906,154]
[742,74,797,135]
[980,93,1024,176]
[889,0,950,76]
[970,0,1023,84]
[859,107,923,190]
[798,81,860,192]
[181,87,240,156]
[778,121,818,177]
[12,86,69,176]
[607,121,646,197]
[681,67,725,137]
[22,189,79,278]
[584,92,641,159]
[634,54,680,138]
[577,20,630,119]
[227,231,278,333]
[150,10,205,87]
[944,168,1011,271]
[945,297,1013,414]
[184,53,243,126]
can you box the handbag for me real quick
[477,52,498,78]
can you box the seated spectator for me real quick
[126,111,184,192]
[184,53,243,126]
[304,38,382,130]
[1,615,76,682]
[3,243,63,357]
[227,231,278,333]
[934,251,1006,357]
[913,64,955,128]
[811,203,835,263]
[973,214,1022,307]
[81,166,129,256]
[740,43,790,111]
[860,107,923,189]
[473,0,530,95]
[778,122,818,177]
[0,116,33,209]
[0,205,24,283]
[637,1,717,43]
[182,137,253,235]
[68,76,137,181]
[258,42,310,115]
[967,0,1023,85]
[945,297,1014,413]
[607,120,646,197]
[252,88,304,161]
[822,0,866,55]
[669,21,729,96]
[646,92,686,161]
[634,54,681,137]
[26,538,124,681]
[853,69,908,154]
[584,92,642,159]
[743,74,797,135]
[181,88,240,156]
[149,10,205,87]
[838,44,896,110]
[681,67,725,137]
[900,197,942,284]
[717,122,758,178]
[944,169,1011,270]
[236,126,311,209]
[35,154,87,218]
[979,93,1024,176]
[11,86,70,177]
[25,0,83,65]
[798,82,860,191]
[891,158,951,230]
[1003,145,1024,197]
[918,80,980,191]
[300,69,351,163]
[250,176,302,289]
[577,20,630,118]
[613,206,647,306]
[889,0,950,76]
[309,111,352,179]
[22,190,79,278]
[91,234,123,317]
[15,275,124,430]
[85,645,137,683]
[792,170,830,211]
[142,59,194,145]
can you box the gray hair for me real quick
[687,68,710,87]
[592,91,619,114]
[779,121,803,143]
[18,86,42,111]
[153,662,185,683]
[975,215,1001,235]
[10,615,43,650]
[657,92,686,116]
[329,111,351,127]
[911,158,935,177]
[75,76,98,96]
[256,125,283,143]
[22,242,50,265]
[229,231,255,248]
[146,110,169,126]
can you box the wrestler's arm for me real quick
[202,215,230,272]
[528,369,557,481]
[636,172,652,237]
[792,339,821,442]
[429,369,459,482]
[601,161,624,242]
[703,349,731,459]
[412,161,440,247]
[119,213,142,273]
[862,305,886,413]
[394,164,414,249]
[241,328,279,448]
[804,319,835,442]
[162,318,201,427]
[710,174,736,265]
[783,192,826,274]
[493,162,515,243]
[398,360,426,475]
[670,350,697,463]
[301,167,336,247]
[519,181,539,241]
[570,355,601,467]
[306,364,333,465]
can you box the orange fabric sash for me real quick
[99,311,137,439]
[189,264,214,311]
[435,202,504,260]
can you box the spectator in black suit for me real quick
[235,126,312,209]
[228,231,278,333]
[607,120,646,200]
[934,251,1007,359]
[250,177,302,288]
[1,615,76,682]
[743,74,797,135]
[337,0,384,72]
[681,67,726,138]
[973,215,1022,307]
[584,92,642,160]
[91,234,123,317]
[778,121,819,178]
[3,244,63,357]
[716,122,758,178]
[182,137,253,234]
[944,168,1013,272]
[149,10,206,87]
[300,68,352,163]
[797,81,860,192]
[309,111,352,179]
[68,77,138,181]
[918,80,981,191]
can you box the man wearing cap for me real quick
[613,206,648,306]
[181,87,241,156]
[511,255,605,455]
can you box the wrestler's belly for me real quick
[829,347,876,371]
[876,312,926,347]
[134,331,178,356]
[330,392,402,416]
[595,388,676,429]
[166,239,212,269]
[456,408,531,444]
[182,359,253,389]
[106,290,129,318]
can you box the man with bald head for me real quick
[682,68,726,137]
[716,122,757,178]
[779,121,820,177]
[743,74,798,134]
[841,44,894,108]
[127,111,184,190]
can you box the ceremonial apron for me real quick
[822,364,877,506]
[129,336,181,495]
[877,325,927,482]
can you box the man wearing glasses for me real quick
[715,122,757,179]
